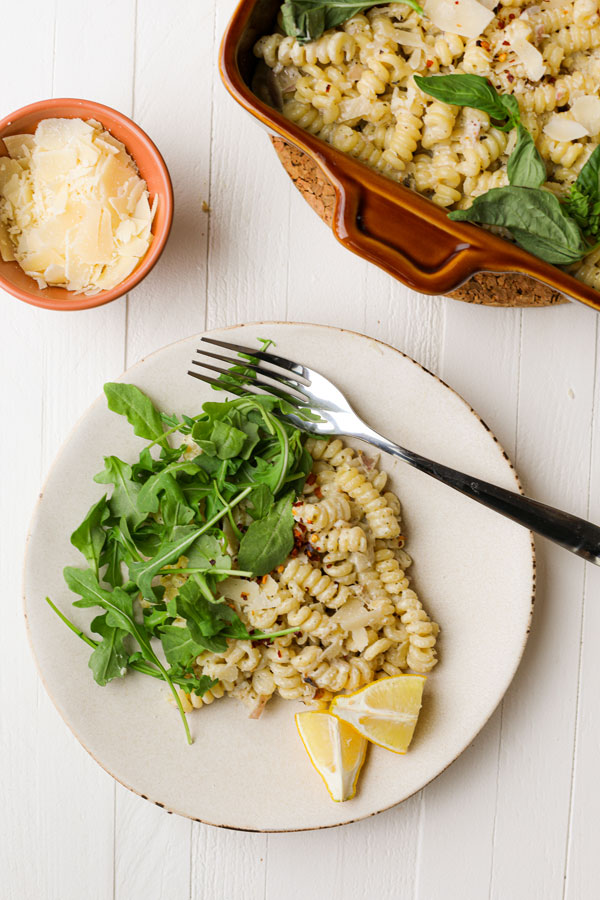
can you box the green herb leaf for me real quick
[238,491,295,576]
[564,145,600,238]
[175,579,248,649]
[159,624,208,667]
[65,566,137,633]
[575,144,600,201]
[104,383,166,442]
[414,74,518,126]
[70,495,109,577]
[281,0,423,43]
[94,456,145,527]
[129,528,204,601]
[507,124,546,188]
[88,614,129,686]
[449,186,588,265]
[246,484,274,520]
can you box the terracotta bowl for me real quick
[0,98,173,311]
[220,0,600,313]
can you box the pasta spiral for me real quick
[335,465,400,538]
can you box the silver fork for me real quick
[189,337,600,565]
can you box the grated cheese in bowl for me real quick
[0,117,157,295]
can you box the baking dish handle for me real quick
[329,169,531,295]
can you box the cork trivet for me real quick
[271,136,566,307]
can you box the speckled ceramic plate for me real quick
[23,323,535,832]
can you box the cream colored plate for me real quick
[24,323,535,831]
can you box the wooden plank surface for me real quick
[1,3,599,899]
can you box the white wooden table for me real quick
[2,2,599,898]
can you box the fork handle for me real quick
[364,430,600,564]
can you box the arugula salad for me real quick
[48,344,320,744]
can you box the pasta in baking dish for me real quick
[254,1,600,289]
[168,437,439,717]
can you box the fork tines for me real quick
[188,337,311,405]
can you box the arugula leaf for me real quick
[64,566,193,743]
[65,566,138,632]
[175,579,248,650]
[94,456,145,527]
[414,74,519,128]
[70,495,109,577]
[246,484,274,520]
[99,539,124,587]
[449,186,588,265]
[104,383,166,442]
[238,491,295,576]
[186,534,231,571]
[129,528,205,601]
[159,624,209,667]
[88,614,129,686]
[507,125,546,188]
[281,0,423,42]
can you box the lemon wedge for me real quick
[295,711,367,802]
[330,674,426,754]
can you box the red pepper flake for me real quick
[277,650,282,658]
[306,472,316,485]
[548,75,556,84]
[241,592,248,599]
[261,575,268,585]
[293,500,303,508]
[502,40,509,45]
[507,73,514,83]
[480,40,490,51]
[291,547,298,557]
[497,19,505,28]
[508,12,515,19]
[326,84,331,92]
[314,486,323,499]
[425,59,433,67]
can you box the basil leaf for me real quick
[414,74,512,124]
[238,491,295,576]
[575,144,600,200]
[564,146,600,238]
[70,495,109,577]
[281,0,423,43]
[498,94,521,128]
[449,186,587,265]
[94,456,145,527]
[104,383,165,442]
[88,614,129,686]
[507,124,546,188]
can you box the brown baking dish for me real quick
[220,0,600,312]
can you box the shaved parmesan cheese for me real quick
[422,0,495,39]
[504,20,545,82]
[571,95,600,137]
[544,114,589,141]
[0,117,155,294]
[393,30,427,49]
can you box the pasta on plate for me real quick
[166,437,439,717]
[255,1,600,288]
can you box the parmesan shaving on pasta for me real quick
[422,0,495,39]
[544,113,590,141]
[0,117,155,295]
[570,96,600,137]
[504,20,546,82]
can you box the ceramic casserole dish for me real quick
[220,0,600,312]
